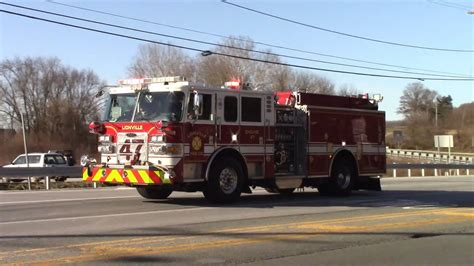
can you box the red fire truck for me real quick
[83,76,385,203]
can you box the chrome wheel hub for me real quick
[219,167,238,194]
[337,172,351,189]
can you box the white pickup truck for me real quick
[2,152,71,182]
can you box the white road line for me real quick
[0,187,118,195]
[0,207,214,225]
[0,195,140,205]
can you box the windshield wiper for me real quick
[135,111,162,132]
[131,91,142,122]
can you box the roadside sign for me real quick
[434,135,453,148]
[434,135,453,163]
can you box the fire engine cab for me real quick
[83,76,385,203]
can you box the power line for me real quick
[428,0,471,10]
[222,0,474,53]
[3,2,471,79]
[45,0,470,77]
[431,0,472,10]
[1,9,473,82]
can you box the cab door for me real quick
[185,90,215,159]
[215,91,240,150]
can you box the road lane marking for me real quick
[216,208,449,233]
[10,211,472,266]
[0,187,121,195]
[0,195,140,206]
[0,206,214,225]
[1,208,471,260]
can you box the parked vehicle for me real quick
[2,152,70,182]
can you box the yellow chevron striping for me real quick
[92,170,103,182]
[138,170,153,184]
[105,169,122,183]
[82,169,88,180]
[114,170,125,183]
[125,170,138,184]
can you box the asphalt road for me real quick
[0,176,473,265]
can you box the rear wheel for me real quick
[203,157,244,203]
[136,185,173,199]
[318,158,355,196]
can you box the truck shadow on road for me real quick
[1,188,472,264]
[146,189,474,209]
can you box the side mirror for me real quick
[192,91,203,119]
[95,88,104,98]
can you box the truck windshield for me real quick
[106,92,185,122]
[106,94,136,122]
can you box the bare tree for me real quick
[128,44,196,80]
[398,82,438,119]
[0,57,103,146]
[196,36,291,91]
[289,71,335,94]
[338,83,361,96]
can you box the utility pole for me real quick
[434,101,438,128]
[20,112,31,190]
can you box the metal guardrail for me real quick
[387,163,473,178]
[0,166,82,178]
[387,148,474,157]
[387,148,474,163]
[1,163,472,186]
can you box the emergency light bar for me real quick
[118,78,145,85]
[118,76,186,85]
[224,79,241,90]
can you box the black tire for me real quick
[265,187,296,194]
[318,158,355,196]
[136,185,173,199]
[203,157,244,203]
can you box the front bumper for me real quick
[82,165,171,185]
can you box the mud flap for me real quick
[242,186,252,194]
[356,176,382,191]
[367,177,382,191]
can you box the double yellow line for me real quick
[2,208,472,265]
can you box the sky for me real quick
[0,0,473,121]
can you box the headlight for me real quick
[98,144,115,153]
[150,135,165,143]
[99,135,113,143]
[149,145,161,154]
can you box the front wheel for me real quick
[203,157,244,203]
[136,185,173,199]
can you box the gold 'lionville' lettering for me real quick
[122,125,143,130]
